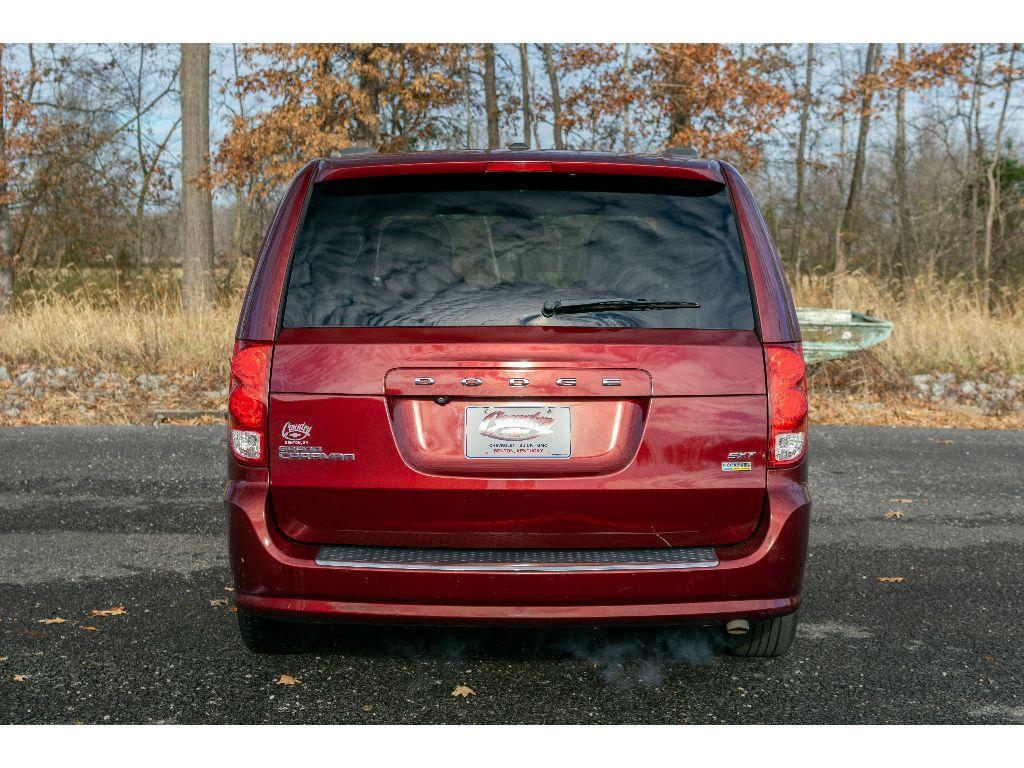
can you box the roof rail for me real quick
[337,145,378,156]
[662,146,700,158]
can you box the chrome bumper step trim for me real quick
[314,544,718,572]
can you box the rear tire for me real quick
[237,610,319,654]
[726,610,799,657]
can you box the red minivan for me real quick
[226,149,810,656]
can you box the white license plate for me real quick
[465,406,572,459]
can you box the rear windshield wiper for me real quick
[541,298,700,318]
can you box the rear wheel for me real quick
[726,610,799,657]
[237,610,319,654]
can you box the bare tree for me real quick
[893,43,913,282]
[541,44,565,150]
[981,44,1019,309]
[518,44,532,146]
[835,42,882,302]
[463,46,474,149]
[0,44,38,314]
[483,44,499,149]
[105,44,180,268]
[790,43,814,280]
[179,43,214,311]
[0,45,13,314]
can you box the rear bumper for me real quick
[226,466,809,626]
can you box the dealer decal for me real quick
[721,461,753,472]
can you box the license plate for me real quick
[465,406,572,459]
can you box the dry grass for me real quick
[2,269,1022,427]
[0,292,238,382]
[793,271,1024,375]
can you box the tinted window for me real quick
[283,175,753,329]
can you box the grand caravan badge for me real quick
[279,445,355,461]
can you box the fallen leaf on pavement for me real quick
[23,629,45,638]
[79,626,99,632]
[228,607,237,613]
[877,577,906,583]
[37,618,67,625]
[362,704,373,712]
[13,675,27,682]
[939,439,955,445]
[888,498,915,503]
[451,685,475,697]
[0,657,8,663]
[224,587,234,592]
[276,675,300,686]
[89,606,126,617]
[209,599,228,607]
[883,510,904,519]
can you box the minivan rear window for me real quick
[282,174,754,329]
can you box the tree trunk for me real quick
[179,43,215,312]
[541,44,564,150]
[894,43,912,283]
[790,43,814,282]
[519,44,531,146]
[622,43,633,152]
[463,47,474,149]
[353,46,381,146]
[968,45,985,287]
[0,45,13,314]
[982,45,1018,311]
[483,44,499,149]
[835,42,881,304]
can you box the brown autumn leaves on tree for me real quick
[213,43,796,197]
[215,44,465,195]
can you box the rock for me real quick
[15,370,36,387]
[3,407,19,418]
[0,366,10,383]
[911,374,932,397]
[959,380,978,398]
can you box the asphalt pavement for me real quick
[1,424,1022,724]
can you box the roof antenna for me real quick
[507,141,529,150]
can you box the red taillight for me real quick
[767,344,808,467]
[228,341,271,464]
